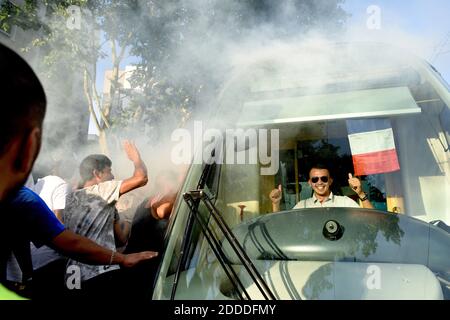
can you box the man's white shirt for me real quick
[293,192,360,209]
[33,175,69,211]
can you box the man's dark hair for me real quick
[309,163,333,177]
[79,154,112,184]
[0,43,46,156]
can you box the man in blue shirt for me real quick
[7,187,66,248]
[1,187,65,295]
[0,42,48,299]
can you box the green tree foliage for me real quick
[1,0,349,148]
[0,0,150,152]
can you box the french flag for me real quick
[346,118,400,176]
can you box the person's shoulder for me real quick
[293,199,307,209]
[82,180,122,203]
[9,187,54,216]
[36,175,67,193]
[81,182,101,194]
[67,185,94,203]
[96,180,122,189]
[337,195,360,207]
[12,186,42,205]
[342,195,357,202]
[90,180,122,196]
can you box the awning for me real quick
[237,87,421,126]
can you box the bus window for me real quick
[268,120,397,213]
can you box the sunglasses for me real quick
[311,176,329,183]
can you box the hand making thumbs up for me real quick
[269,184,283,205]
[348,173,364,197]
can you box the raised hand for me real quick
[269,184,283,204]
[119,140,148,195]
[348,173,363,196]
[123,140,142,163]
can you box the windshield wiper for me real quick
[170,201,196,300]
[182,191,251,300]
[183,189,277,300]
[170,162,214,300]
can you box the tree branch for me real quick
[83,69,102,134]
[87,67,111,129]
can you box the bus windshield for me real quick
[153,43,450,300]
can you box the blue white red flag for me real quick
[346,118,400,176]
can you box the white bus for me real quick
[153,43,450,300]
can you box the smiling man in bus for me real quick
[270,163,374,212]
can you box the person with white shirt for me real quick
[33,174,69,222]
[270,163,374,212]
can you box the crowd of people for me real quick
[0,43,181,300]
